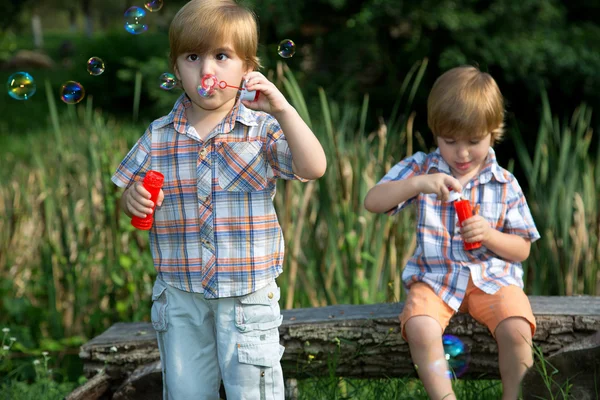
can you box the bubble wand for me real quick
[198,74,259,101]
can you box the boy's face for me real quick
[437,134,492,179]
[174,43,250,114]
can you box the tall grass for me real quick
[274,61,428,308]
[0,80,155,345]
[511,93,600,296]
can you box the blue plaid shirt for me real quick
[379,148,540,311]
[112,94,305,298]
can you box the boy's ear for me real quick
[173,64,181,80]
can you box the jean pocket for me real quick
[235,283,283,332]
[238,342,285,368]
[217,141,268,192]
[150,279,169,332]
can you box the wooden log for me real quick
[73,296,600,399]
[112,361,162,400]
[522,330,600,399]
[64,370,111,400]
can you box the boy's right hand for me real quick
[417,173,462,202]
[123,182,164,218]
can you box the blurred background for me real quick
[1,0,600,398]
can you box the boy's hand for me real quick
[460,215,492,244]
[241,72,291,117]
[417,173,462,202]
[124,181,164,218]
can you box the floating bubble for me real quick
[144,0,163,12]
[277,39,296,58]
[60,81,85,104]
[159,72,177,90]
[87,57,105,76]
[442,334,470,378]
[124,6,148,35]
[6,71,36,100]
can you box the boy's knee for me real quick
[404,315,443,345]
[495,316,533,345]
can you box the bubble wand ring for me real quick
[197,74,259,101]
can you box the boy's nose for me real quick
[200,60,216,76]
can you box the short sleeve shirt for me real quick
[112,94,304,298]
[378,148,540,311]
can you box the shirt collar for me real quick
[154,93,258,139]
[425,147,509,185]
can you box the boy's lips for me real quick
[455,162,471,170]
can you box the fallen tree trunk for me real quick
[74,296,600,399]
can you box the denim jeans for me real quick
[151,278,285,400]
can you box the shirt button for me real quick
[260,371,265,377]
[200,148,207,157]
[267,292,274,299]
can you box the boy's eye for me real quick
[444,139,455,144]
[186,54,199,62]
[470,140,481,145]
[215,53,229,61]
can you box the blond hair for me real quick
[427,66,504,144]
[169,0,261,72]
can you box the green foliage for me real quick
[0,31,173,133]
[0,346,76,400]
[510,93,599,295]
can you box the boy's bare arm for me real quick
[461,216,531,262]
[483,230,531,262]
[364,173,462,214]
[242,72,326,180]
[272,106,327,180]
[364,177,422,213]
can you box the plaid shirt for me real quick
[379,148,540,311]
[112,94,304,298]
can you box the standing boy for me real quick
[364,66,540,400]
[112,1,326,398]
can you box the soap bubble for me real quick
[426,335,470,379]
[87,57,105,76]
[6,71,36,100]
[441,335,470,378]
[145,0,163,12]
[159,73,177,90]
[197,87,212,98]
[60,81,85,104]
[277,39,296,58]
[124,6,148,35]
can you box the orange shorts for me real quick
[399,277,536,342]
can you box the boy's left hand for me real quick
[241,72,291,116]
[460,215,492,244]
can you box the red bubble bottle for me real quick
[448,189,482,250]
[131,170,164,230]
